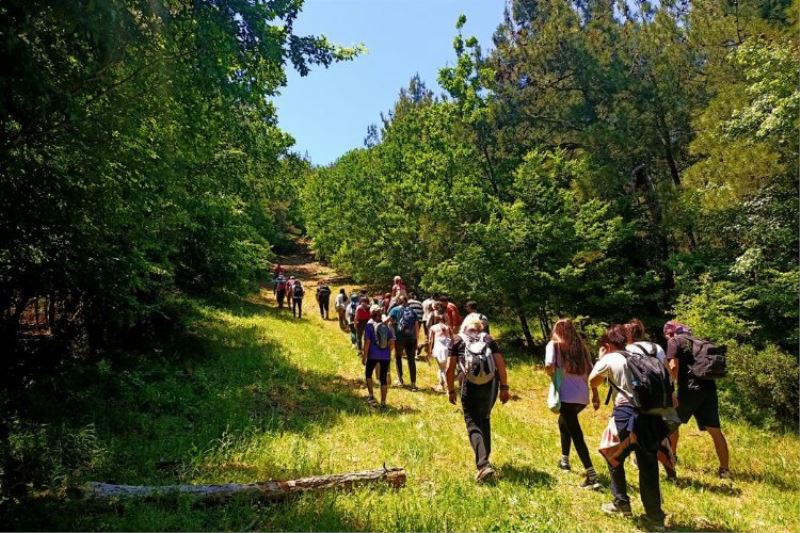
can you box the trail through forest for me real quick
[4,250,799,531]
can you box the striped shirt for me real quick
[406,299,424,322]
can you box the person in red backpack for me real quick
[664,320,731,479]
[354,297,371,352]
[274,274,288,309]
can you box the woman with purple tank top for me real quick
[545,318,602,489]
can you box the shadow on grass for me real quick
[672,477,742,497]
[499,463,555,487]
[664,517,735,532]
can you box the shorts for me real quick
[677,387,721,430]
[366,359,390,386]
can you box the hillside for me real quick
[3,250,798,532]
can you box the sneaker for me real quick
[476,465,496,484]
[366,396,376,405]
[410,384,419,392]
[665,467,677,482]
[718,467,732,480]
[580,475,602,490]
[557,459,571,471]
[601,502,632,517]
[394,379,404,387]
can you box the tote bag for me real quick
[547,345,563,413]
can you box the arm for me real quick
[544,342,555,377]
[494,352,510,404]
[362,337,370,365]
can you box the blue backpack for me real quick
[397,306,417,336]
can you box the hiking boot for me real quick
[476,465,496,484]
[580,475,602,490]
[601,502,632,517]
[557,458,571,471]
[718,467,733,480]
[642,516,666,532]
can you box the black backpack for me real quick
[686,336,727,380]
[610,350,673,413]
[317,285,331,299]
[293,282,304,298]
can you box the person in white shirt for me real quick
[624,318,666,365]
[460,301,489,334]
[334,288,349,331]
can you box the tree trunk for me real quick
[515,308,535,350]
[79,467,406,504]
[538,307,551,340]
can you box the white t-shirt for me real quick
[589,352,635,406]
[625,341,666,365]
[422,298,435,322]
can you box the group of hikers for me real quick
[271,269,731,531]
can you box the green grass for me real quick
[3,288,799,531]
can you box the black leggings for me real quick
[559,402,593,469]
[318,297,330,319]
[365,359,390,386]
[292,297,303,318]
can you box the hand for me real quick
[592,395,600,411]
[499,389,510,404]
[448,390,457,405]
[672,393,679,408]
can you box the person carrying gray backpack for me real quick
[446,316,511,483]
[362,304,395,408]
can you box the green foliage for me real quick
[720,343,800,430]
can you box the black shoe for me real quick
[558,459,571,471]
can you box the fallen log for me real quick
[79,466,406,504]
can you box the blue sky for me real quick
[274,0,506,166]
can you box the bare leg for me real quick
[380,384,388,404]
[707,427,730,470]
[669,427,680,456]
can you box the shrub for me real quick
[719,343,799,430]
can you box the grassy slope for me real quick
[5,262,799,531]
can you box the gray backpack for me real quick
[459,333,496,385]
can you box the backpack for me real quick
[686,336,727,380]
[459,333,496,385]
[317,285,331,299]
[397,306,417,336]
[372,322,390,350]
[611,350,673,413]
[293,282,304,298]
[276,279,287,291]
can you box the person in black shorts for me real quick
[362,305,395,408]
[664,321,731,479]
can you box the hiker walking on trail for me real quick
[407,293,424,358]
[355,297,371,352]
[589,325,669,530]
[446,317,510,483]
[388,295,420,390]
[346,295,359,348]
[362,304,395,408]
[316,281,332,320]
[274,273,288,309]
[391,275,408,302]
[428,312,452,392]
[625,319,666,364]
[335,288,348,331]
[664,320,731,480]
[461,301,489,335]
[290,278,305,318]
[545,319,601,490]
[440,295,462,331]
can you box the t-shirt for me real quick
[334,293,348,309]
[407,299,424,322]
[589,352,635,406]
[545,341,589,405]
[365,319,394,360]
[389,305,418,340]
[666,334,715,393]
[450,333,500,365]
[422,298,435,322]
[355,306,371,322]
[460,312,490,334]
[346,302,357,324]
[626,341,666,365]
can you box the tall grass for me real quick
[2,285,798,531]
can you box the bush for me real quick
[719,343,799,430]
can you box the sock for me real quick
[585,467,596,478]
